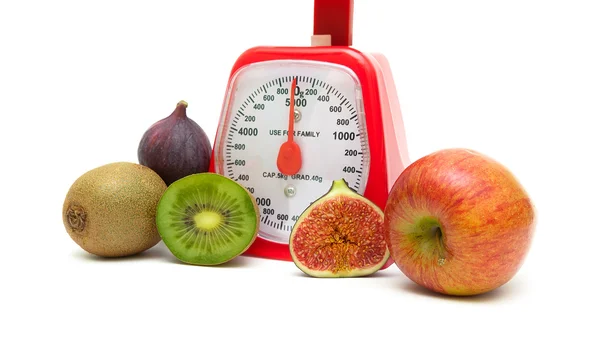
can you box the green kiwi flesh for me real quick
[156,173,259,265]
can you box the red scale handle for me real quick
[313,0,354,46]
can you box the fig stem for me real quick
[172,100,188,118]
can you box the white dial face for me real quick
[214,60,371,244]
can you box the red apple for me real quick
[384,148,536,296]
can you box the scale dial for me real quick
[214,60,371,244]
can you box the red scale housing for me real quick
[209,0,410,267]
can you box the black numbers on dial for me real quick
[238,127,258,136]
[344,149,358,156]
[256,197,271,206]
[285,98,307,107]
[333,131,356,141]
[225,76,366,227]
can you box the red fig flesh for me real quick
[289,179,390,277]
[138,101,212,186]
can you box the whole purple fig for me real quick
[137,100,212,186]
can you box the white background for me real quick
[1,0,598,339]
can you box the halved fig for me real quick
[289,179,389,277]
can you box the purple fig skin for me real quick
[137,100,212,186]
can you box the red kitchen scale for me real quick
[209,0,410,266]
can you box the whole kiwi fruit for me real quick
[62,162,167,257]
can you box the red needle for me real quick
[277,77,302,175]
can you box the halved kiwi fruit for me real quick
[156,173,259,265]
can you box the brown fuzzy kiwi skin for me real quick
[62,162,167,257]
[237,186,260,258]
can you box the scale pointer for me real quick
[277,77,302,175]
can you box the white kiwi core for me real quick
[194,211,223,231]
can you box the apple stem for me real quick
[415,217,448,266]
[434,227,447,265]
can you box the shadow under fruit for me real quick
[138,100,212,186]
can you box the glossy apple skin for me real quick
[384,148,536,296]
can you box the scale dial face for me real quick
[214,60,371,244]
